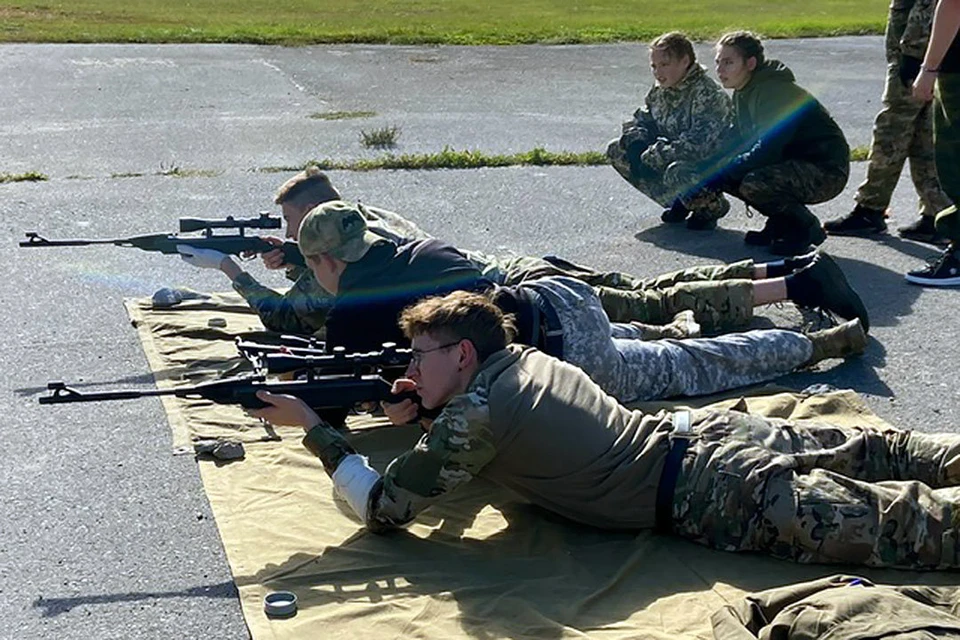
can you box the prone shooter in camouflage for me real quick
[606,32,733,230]
[252,291,960,570]
[180,167,867,339]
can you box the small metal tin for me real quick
[263,590,298,617]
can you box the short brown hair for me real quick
[650,32,696,65]
[399,291,516,362]
[717,31,765,66]
[274,166,341,208]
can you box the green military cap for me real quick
[298,200,380,262]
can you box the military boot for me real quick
[744,215,785,246]
[686,197,730,231]
[769,205,827,256]
[824,204,888,237]
[661,199,689,224]
[629,310,702,340]
[898,216,950,246]
[804,318,868,366]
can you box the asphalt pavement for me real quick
[2,38,958,640]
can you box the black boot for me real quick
[898,216,950,246]
[785,252,870,331]
[744,216,784,246]
[769,205,826,256]
[661,199,689,224]
[824,204,888,237]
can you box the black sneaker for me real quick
[898,216,950,246]
[824,205,888,237]
[905,249,960,286]
[787,252,870,331]
[661,200,689,224]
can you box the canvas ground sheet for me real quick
[125,293,959,640]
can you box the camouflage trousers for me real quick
[671,410,960,569]
[597,273,755,334]
[472,253,757,333]
[727,160,849,218]
[856,63,950,217]
[934,73,960,243]
[524,277,811,404]
[607,139,730,219]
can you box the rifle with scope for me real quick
[37,343,429,417]
[19,213,306,267]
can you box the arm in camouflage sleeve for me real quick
[901,0,937,59]
[641,82,733,171]
[619,94,660,149]
[304,391,498,534]
[231,269,332,335]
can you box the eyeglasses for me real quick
[409,340,462,370]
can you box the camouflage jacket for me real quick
[889,0,937,61]
[302,345,674,533]
[621,63,732,172]
[232,268,332,335]
[231,200,430,336]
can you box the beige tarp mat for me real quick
[125,294,958,640]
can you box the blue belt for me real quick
[655,412,694,533]
[525,288,564,359]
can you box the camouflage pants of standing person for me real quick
[607,139,730,220]
[523,277,811,404]
[934,73,960,243]
[671,410,960,569]
[856,63,951,218]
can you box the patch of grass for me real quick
[156,163,220,178]
[258,147,609,173]
[850,146,869,162]
[0,1,886,44]
[111,171,145,178]
[0,171,48,183]
[309,110,376,121]
[360,125,401,149]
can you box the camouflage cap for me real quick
[298,200,380,262]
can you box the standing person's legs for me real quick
[906,73,960,286]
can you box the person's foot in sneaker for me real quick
[824,205,888,237]
[905,247,960,287]
[661,200,689,224]
[785,252,870,331]
[762,250,819,277]
[898,216,950,246]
